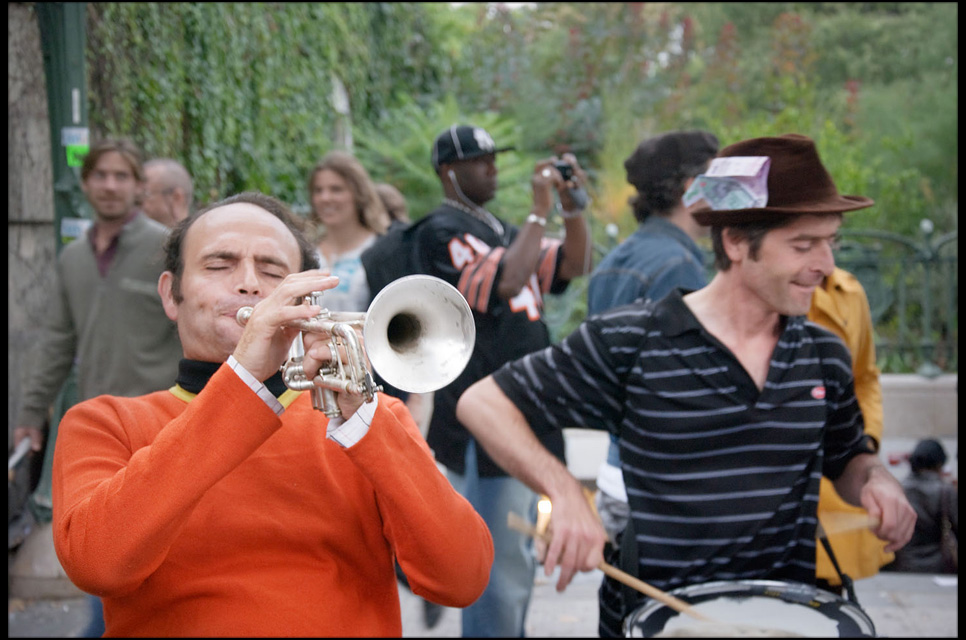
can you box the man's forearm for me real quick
[498,224,546,298]
[832,452,890,507]
[456,376,580,502]
[558,216,591,280]
[832,451,917,552]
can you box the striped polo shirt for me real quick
[491,288,869,637]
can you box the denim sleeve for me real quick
[647,258,709,302]
[587,269,649,315]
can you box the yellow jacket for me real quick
[808,267,894,584]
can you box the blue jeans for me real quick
[81,594,104,637]
[446,439,537,637]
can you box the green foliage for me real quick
[621,4,956,241]
[85,2,451,209]
[80,2,956,369]
[807,2,957,86]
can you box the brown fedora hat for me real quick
[692,133,874,226]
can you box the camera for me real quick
[554,161,574,182]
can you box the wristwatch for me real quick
[525,213,547,227]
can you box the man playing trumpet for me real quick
[50,191,493,636]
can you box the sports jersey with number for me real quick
[413,203,571,476]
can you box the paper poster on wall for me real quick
[61,126,90,168]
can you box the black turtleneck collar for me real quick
[176,359,289,397]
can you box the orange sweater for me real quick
[52,365,493,637]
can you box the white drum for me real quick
[624,580,876,638]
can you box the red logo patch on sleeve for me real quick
[811,386,826,400]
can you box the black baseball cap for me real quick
[624,130,719,191]
[431,124,515,169]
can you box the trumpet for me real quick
[236,275,476,418]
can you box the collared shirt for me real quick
[492,289,869,636]
[86,209,139,277]
[588,215,710,467]
[227,355,374,447]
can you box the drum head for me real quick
[624,580,876,638]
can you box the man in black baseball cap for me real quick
[431,124,516,170]
[413,125,592,637]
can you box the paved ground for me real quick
[8,567,958,637]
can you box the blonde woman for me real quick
[308,151,390,312]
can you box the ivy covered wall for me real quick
[85,2,449,209]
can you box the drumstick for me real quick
[818,512,881,537]
[507,512,712,622]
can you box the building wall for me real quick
[8,2,57,440]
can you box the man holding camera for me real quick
[411,124,591,636]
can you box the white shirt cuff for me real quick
[226,355,285,416]
[595,460,628,502]
[326,393,377,448]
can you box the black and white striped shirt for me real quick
[491,289,868,636]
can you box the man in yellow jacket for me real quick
[808,266,894,595]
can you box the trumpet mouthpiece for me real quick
[236,307,254,326]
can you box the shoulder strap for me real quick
[817,525,860,605]
[618,516,640,623]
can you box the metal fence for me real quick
[835,221,957,376]
[545,220,958,376]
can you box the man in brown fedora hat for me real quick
[455,133,917,636]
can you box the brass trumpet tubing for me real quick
[331,324,373,399]
[234,275,476,411]
[280,357,318,391]
[234,309,365,335]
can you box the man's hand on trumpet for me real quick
[300,329,367,420]
[231,270,338,382]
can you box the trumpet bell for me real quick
[363,275,476,394]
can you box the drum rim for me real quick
[623,579,877,638]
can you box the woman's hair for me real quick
[307,151,390,235]
[909,438,948,474]
[375,182,410,224]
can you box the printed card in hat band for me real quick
[683,156,771,211]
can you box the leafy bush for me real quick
[85,2,451,208]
